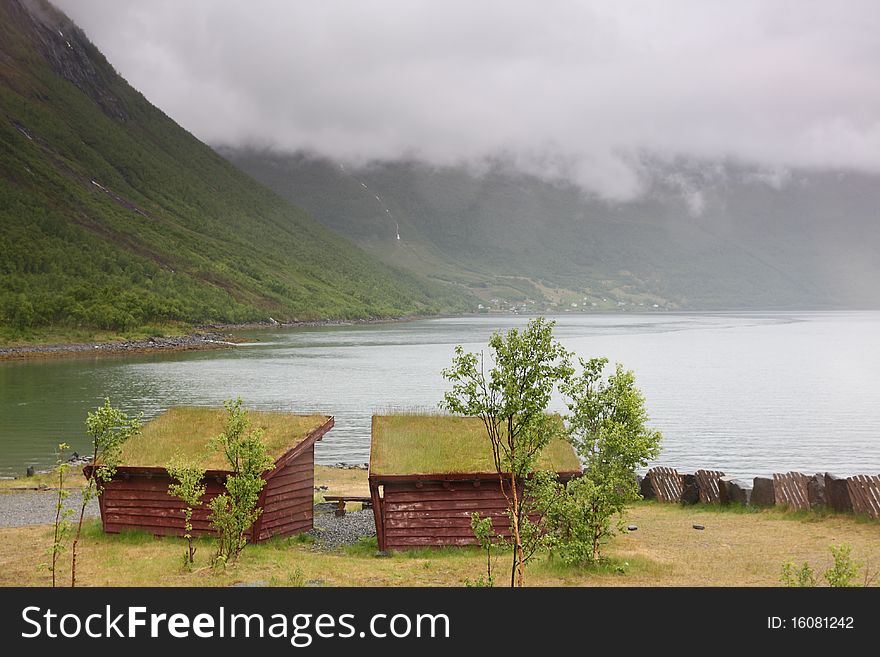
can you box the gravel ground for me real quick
[0,490,99,528]
[0,491,374,552]
[309,507,376,551]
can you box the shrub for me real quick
[167,457,207,569]
[208,398,274,565]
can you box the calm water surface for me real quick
[1,312,879,480]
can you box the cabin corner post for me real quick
[369,474,386,551]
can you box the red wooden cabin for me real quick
[88,408,333,541]
[369,415,581,551]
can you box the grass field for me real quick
[370,415,580,475]
[120,408,329,470]
[1,467,877,587]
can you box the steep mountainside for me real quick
[0,0,468,342]
[223,149,880,311]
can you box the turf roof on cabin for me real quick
[119,407,329,470]
[370,415,581,476]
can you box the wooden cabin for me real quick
[89,407,333,541]
[368,415,581,551]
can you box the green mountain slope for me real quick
[0,0,469,343]
[222,149,880,311]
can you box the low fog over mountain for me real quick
[49,0,880,310]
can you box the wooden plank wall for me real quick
[847,474,880,519]
[647,467,684,502]
[101,475,223,537]
[255,446,315,540]
[694,469,725,504]
[100,446,315,541]
[772,472,810,511]
[381,480,511,549]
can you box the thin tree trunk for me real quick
[72,441,100,587]
[51,464,64,587]
[510,543,517,587]
[70,498,88,588]
[510,470,526,587]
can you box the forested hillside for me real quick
[0,0,468,343]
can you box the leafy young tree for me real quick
[781,544,869,587]
[824,544,861,587]
[208,398,274,565]
[71,399,142,587]
[543,357,661,565]
[167,457,207,569]
[47,442,75,587]
[441,317,572,586]
[781,561,818,587]
[469,512,497,587]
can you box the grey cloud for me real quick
[54,0,880,200]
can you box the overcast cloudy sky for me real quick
[55,0,880,200]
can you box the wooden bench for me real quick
[323,495,373,517]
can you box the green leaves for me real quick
[781,544,866,587]
[441,317,573,478]
[84,398,143,490]
[72,399,141,586]
[442,318,662,576]
[561,357,661,473]
[47,442,75,586]
[167,458,208,509]
[441,317,572,586]
[167,458,207,568]
[824,544,862,587]
[537,358,662,566]
[208,398,275,564]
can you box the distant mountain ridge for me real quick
[222,148,880,311]
[0,0,468,342]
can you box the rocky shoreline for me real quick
[0,332,243,361]
[0,314,434,362]
[197,314,426,333]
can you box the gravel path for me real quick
[310,507,376,551]
[0,490,99,528]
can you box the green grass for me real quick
[120,407,328,470]
[370,415,580,476]
[0,1,471,344]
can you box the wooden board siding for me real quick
[694,470,725,504]
[847,474,880,519]
[371,472,578,551]
[100,474,225,537]
[253,446,315,540]
[95,416,333,541]
[383,480,506,548]
[646,467,684,503]
[773,471,811,511]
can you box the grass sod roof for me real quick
[370,415,581,477]
[119,407,330,471]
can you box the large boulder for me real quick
[807,474,827,510]
[639,473,656,500]
[751,477,775,507]
[719,476,752,505]
[680,473,700,505]
[824,473,853,513]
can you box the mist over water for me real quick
[1,312,879,480]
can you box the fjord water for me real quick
[1,313,879,480]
